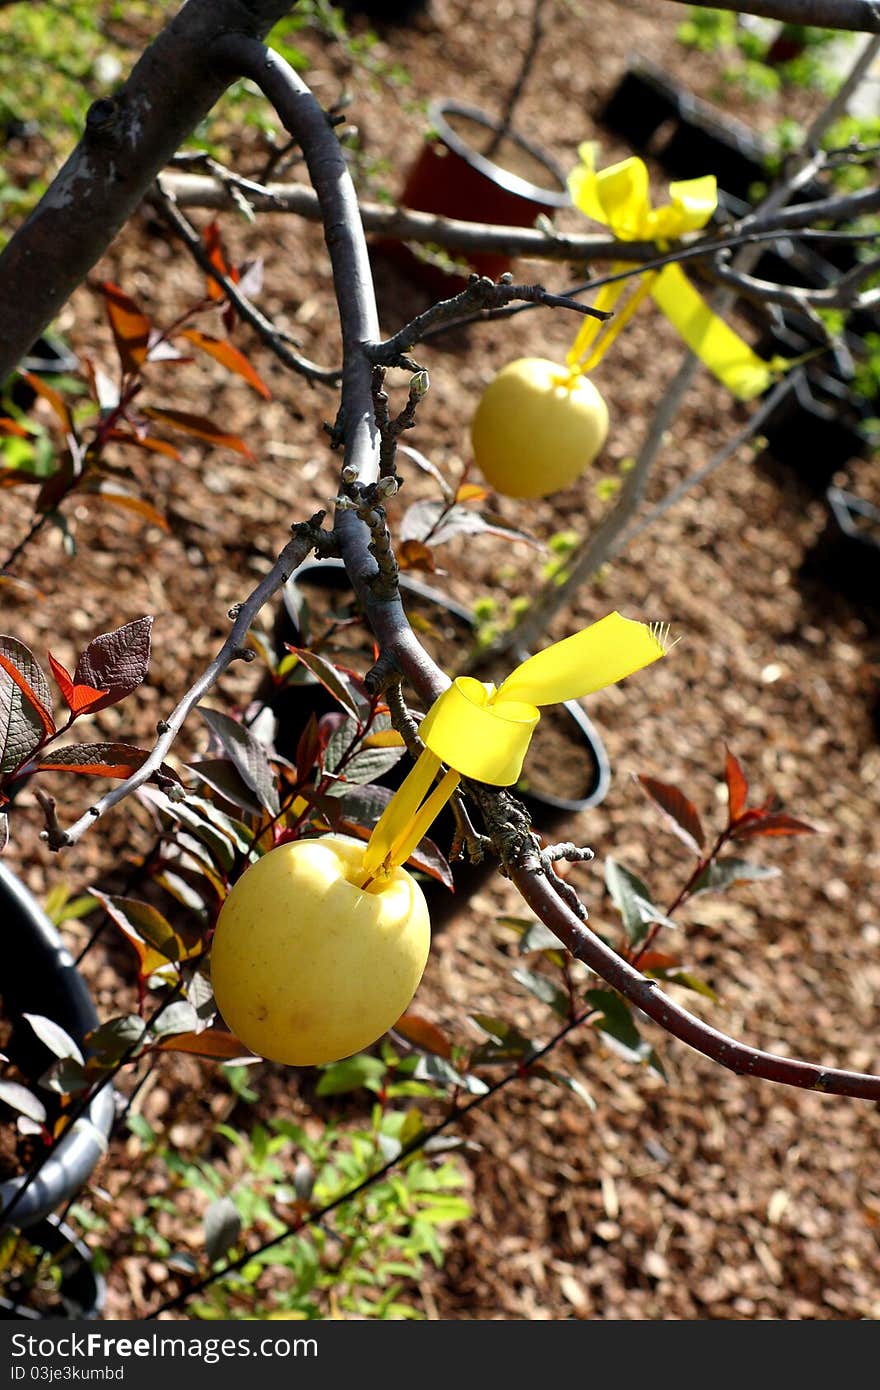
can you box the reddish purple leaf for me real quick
[724,747,749,824]
[103,282,152,374]
[47,652,108,718]
[636,774,705,855]
[0,640,55,746]
[74,616,153,713]
[34,741,153,779]
[730,812,817,841]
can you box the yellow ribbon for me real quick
[566,146,787,402]
[361,613,669,881]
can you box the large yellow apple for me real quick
[471,357,609,498]
[210,834,431,1066]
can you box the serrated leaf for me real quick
[584,988,652,1065]
[103,282,151,373]
[315,1055,387,1095]
[204,1196,242,1264]
[665,970,718,1001]
[334,783,453,889]
[23,1013,84,1064]
[0,637,55,770]
[104,427,182,462]
[18,371,73,435]
[187,757,265,816]
[691,857,782,895]
[47,652,107,718]
[510,966,569,1018]
[149,1001,200,1039]
[724,746,749,822]
[91,890,203,982]
[413,1054,474,1090]
[0,1080,46,1124]
[81,481,171,532]
[400,499,540,550]
[326,742,406,793]
[180,330,271,400]
[604,858,677,946]
[730,811,817,840]
[34,741,153,779]
[286,648,365,722]
[393,1013,453,1059]
[39,1057,89,1095]
[74,616,153,713]
[84,1015,148,1065]
[469,1014,534,1062]
[198,707,279,816]
[141,406,254,459]
[155,1030,254,1061]
[636,775,705,855]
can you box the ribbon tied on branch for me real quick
[361,613,671,883]
[567,147,790,401]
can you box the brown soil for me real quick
[2,0,880,1321]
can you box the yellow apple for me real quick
[471,357,609,498]
[210,833,430,1066]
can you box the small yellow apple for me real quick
[471,357,609,498]
[210,833,430,1066]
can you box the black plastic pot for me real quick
[0,1215,105,1320]
[375,98,571,295]
[757,368,867,490]
[0,863,115,1231]
[263,559,610,927]
[800,487,880,622]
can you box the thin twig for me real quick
[45,516,326,849]
[151,179,342,385]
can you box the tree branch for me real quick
[47,515,326,849]
[0,0,298,384]
[663,0,880,31]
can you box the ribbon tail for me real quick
[387,767,461,872]
[650,263,784,401]
[568,266,656,374]
[498,612,670,706]
[361,747,443,879]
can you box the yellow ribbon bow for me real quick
[566,146,787,402]
[360,612,670,882]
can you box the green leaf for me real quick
[584,988,664,1075]
[604,858,677,946]
[691,857,781,895]
[510,966,569,1019]
[315,1055,387,1096]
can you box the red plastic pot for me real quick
[376,98,571,294]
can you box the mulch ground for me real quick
[2,0,880,1320]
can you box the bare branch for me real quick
[151,178,342,385]
[511,864,880,1101]
[0,0,297,382]
[50,515,327,849]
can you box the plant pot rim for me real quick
[0,863,115,1231]
[426,98,571,210]
[826,486,880,538]
[0,1214,105,1320]
[283,557,611,813]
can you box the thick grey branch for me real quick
[0,0,296,383]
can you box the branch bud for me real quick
[409,369,430,401]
